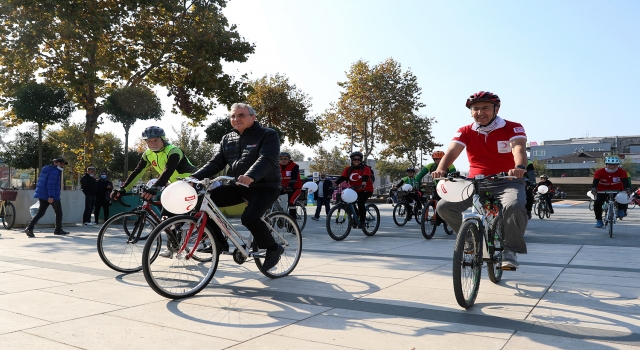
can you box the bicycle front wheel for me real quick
[452,220,482,309]
[537,203,545,220]
[533,201,539,216]
[421,203,437,239]
[546,205,551,218]
[2,202,15,229]
[326,204,352,241]
[362,203,380,236]
[487,216,504,284]
[142,215,219,299]
[608,205,614,238]
[97,211,161,273]
[392,202,410,226]
[294,202,307,231]
[589,200,594,211]
[255,212,302,278]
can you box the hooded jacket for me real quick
[34,165,62,201]
[192,122,281,188]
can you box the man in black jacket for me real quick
[191,103,283,271]
[80,166,98,226]
[312,174,334,221]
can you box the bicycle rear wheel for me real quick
[362,203,380,236]
[533,201,539,216]
[487,216,504,284]
[546,206,551,218]
[413,204,422,225]
[142,215,219,299]
[326,204,352,241]
[255,212,302,278]
[452,220,482,309]
[1,202,15,229]
[420,203,437,239]
[294,202,307,231]
[392,202,410,226]
[97,211,161,273]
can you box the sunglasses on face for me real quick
[352,158,362,161]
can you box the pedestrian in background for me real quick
[81,166,98,226]
[311,173,334,221]
[94,170,113,225]
[24,158,70,237]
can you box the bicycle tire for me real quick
[443,222,454,235]
[608,204,614,238]
[362,203,380,236]
[452,220,482,309]
[294,202,307,231]
[392,202,410,226]
[420,203,437,239]
[537,202,545,220]
[97,211,161,273]
[533,200,539,216]
[326,204,352,241]
[413,204,422,225]
[142,215,219,299]
[254,212,302,278]
[546,206,551,218]
[630,201,637,209]
[487,216,504,284]
[589,200,594,211]
[2,202,15,229]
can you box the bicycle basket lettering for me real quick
[185,195,196,201]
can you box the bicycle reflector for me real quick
[401,184,413,191]
[302,181,318,193]
[436,179,473,202]
[342,188,358,203]
[615,192,630,204]
[537,185,549,194]
[160,181,198,214]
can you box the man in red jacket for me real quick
[279,152,302,219]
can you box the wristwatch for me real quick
[515,165,526,170]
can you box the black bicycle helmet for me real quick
[406,167,416,172]
[466,91,501,109]
[142,126,166,140]
[279,152,291,159]
[350,151,364,159]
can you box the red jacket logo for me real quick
[151,160,158,167]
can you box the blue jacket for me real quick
[34,165,62,201]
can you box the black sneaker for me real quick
[311,217,319,221]
[54,230,70,235]
[261,244,284,271]
[357,222,365,229]
[24,228,35,238]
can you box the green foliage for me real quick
[309,146,348,176]
[0,128,58,171]
[376,158,413,183]
[380,114,441,166]
[171,122,216,168]
[204,118,234,144]
[104,86,163,130]
[319,58,426,160]
[246,74,320,147]
[531,159,547,178]
[281,147,305,162]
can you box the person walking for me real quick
[80,166,98,226]
[94,170,113,225]
[311,173,334,221]
[24,158,70,237]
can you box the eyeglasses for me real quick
[471,106,494,112]
[352,158,362,161]
[279,158,289,160]
[230,113,252,119]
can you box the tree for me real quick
[246,74,320,147]
[590,155,637,178]
[0,1,254,163]
[171,122,216,168]
[104,86,163,177]
[531,159,547,178]
[204,118,234,144]
[309,146,348,175]
[380,114,441,167]
[0,128,58,177]
[319,58,426,160]
[281,147,305,162]
[9,82,74,171]
[376,158,413,183]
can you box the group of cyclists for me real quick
[103,91,633,277]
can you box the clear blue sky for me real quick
[81,0,640,171]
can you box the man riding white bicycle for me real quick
[189,103,284,271]
[432,91,528,270]
[591,156,631,228]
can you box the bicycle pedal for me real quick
[500,266,517,271]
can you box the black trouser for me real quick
[28,199,63,231]
[541,193,553,212]
[208,185,280,249]
[83,195,96,223]
[94,199,110,224]
[353,191,372,223]
[594,193,628,220]
[314,197,331,218]
[525,187,534,212]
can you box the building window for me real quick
[558,159,564,163]
[546,160,554,164]
[590,148,603,152]
[533,150,545,156]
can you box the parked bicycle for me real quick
[392,185,423,226]
[141,176,302,299]
[0,187,17,229]
[536,185,551,219]
[437,173,515,309]
[420,188,454,239]
[96,187,164,273]
[326,187,380,241]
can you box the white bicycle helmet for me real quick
[341,188,358,203]
[160,182,198,214]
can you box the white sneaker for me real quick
[83,222,95,226]
[159,249,173,259]
[501,250,519,269]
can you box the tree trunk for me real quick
[124,128,130,179]
[83,108,100,167]
[37,123,43,172]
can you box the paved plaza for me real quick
[1,202,640,349]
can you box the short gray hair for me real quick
[230,103,257,117]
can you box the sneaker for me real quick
[159,249,174,258]
[501,250,519,269]
[527,211,532,220]
[262,244,284,271]
[311,217,319,221]
[24,228,35,238]
[54,230,70,235]
[595,220,604,228]
[83,222,95,226]
[617,210,625,219]
[549,210,554,214]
